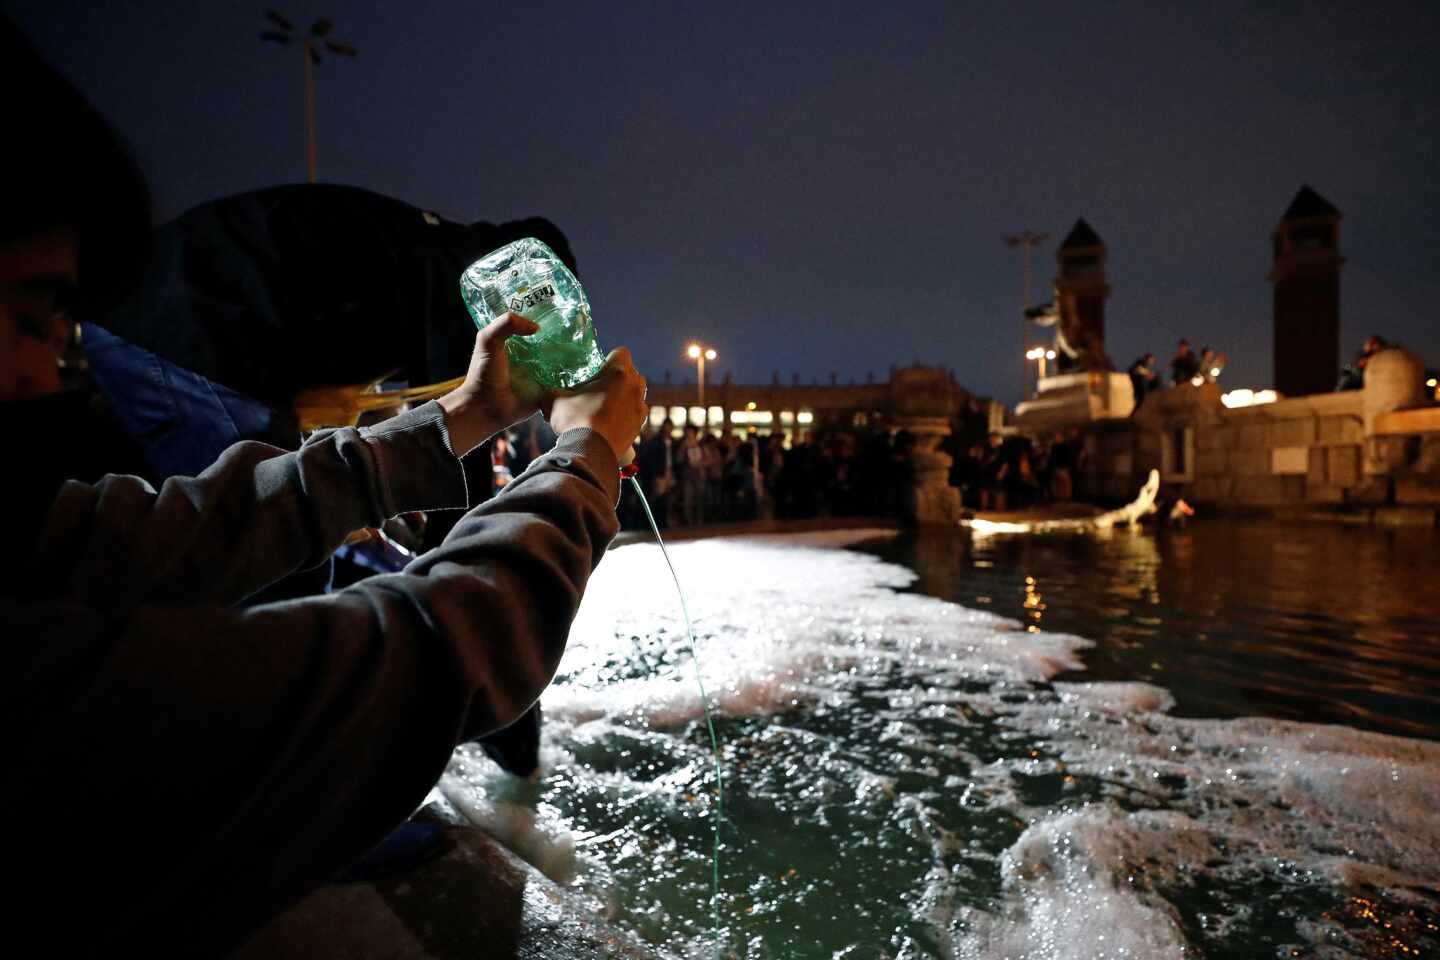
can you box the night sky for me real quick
[12,0,1440,405]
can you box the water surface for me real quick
[440,523,1440,959]
[862,520,1440,741]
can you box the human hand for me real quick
[545,347,648,464]
[437,312,543,456]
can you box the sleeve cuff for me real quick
[359,401,471,515]
[529,428,622,504]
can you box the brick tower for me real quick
[1054,219,1110,370]
[1269,186,1344,396]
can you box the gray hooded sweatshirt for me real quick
[1,400,620,955]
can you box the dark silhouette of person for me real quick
[1170,339,1201,386]
[1128,353,1159,408]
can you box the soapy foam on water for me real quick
[548,536,1088,731]
[951,680,1440,958]
[438,533,1439,958]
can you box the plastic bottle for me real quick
[459,237,606,391]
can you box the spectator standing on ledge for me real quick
[1337,335,1389,390]
[1128,353,1160,409]
[1199,346,1226,383]
[1170,339,1201,386]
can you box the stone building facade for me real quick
[1010,185,1439,517]
[1078,349,1439,512]
[644,365,999,442]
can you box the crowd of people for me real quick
[612,416,1091,529]
[1128,338,1228,409]
[1129,333,1416,403]
[947,429,1087,511]
[624,420,922,528]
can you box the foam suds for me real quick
[436,533,1439,958]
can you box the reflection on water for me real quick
[864,521,1440,740]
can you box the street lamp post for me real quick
[1026,347,1057,382]
[261,11,358,183]
[1005,230,1050,400]
[687,343,717,418]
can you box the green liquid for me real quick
[460,237,607,390]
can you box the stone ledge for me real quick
[1374,406,1440,435]
[231,811,657,960]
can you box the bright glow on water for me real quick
[441,531,1440,958]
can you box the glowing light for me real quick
[1046,350,1056,360]
[1220,388,1279,409]
[687,343,701,359]
[1428,378,1437,388]
[1025,347,1045,360]
[705,348,717,361]
[746,401,757,410]
[797,411,814,425]
[1190,375,1205,387]
[1210,367,1222,377]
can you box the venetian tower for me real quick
[1055,219,1110,369]
[1269,186,1344,396]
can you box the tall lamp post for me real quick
[687,343,717,418]
[261,11,358,183]
[1004,230,1049,401]
[1026,346,1057,382]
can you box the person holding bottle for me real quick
[3,16,651,954]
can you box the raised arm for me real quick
[3,425,625,954]
[5,330,650,955]
[28,312,548,609]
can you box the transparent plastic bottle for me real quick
[459,237,606,391]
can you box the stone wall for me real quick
[1065,350,1439,510]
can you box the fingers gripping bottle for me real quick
[460,237,606,391]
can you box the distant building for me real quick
[1269,185,1344,397]
[1015,186,1354,433]
[645,365,1001,443]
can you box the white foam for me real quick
[948,681,1440,957]
[441,534,1439,957]
[957,809,1198,960]
[549,537,1090,731]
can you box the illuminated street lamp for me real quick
[687,343,717,412]
[261,11,358,183]
[1005,230,1050,401]
[1026,346,1057,382]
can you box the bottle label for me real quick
[508,281,556,314]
